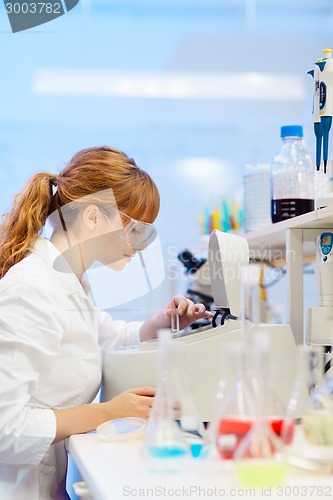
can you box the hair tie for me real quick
[52,175,58,187]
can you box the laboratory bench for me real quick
[68,427,333,500]
[246,205,333,345]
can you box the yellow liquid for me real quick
[235,460,288,488]
[302,410,333,446]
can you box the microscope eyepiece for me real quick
[177,249,206,274]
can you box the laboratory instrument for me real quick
[102,231,299,423]
[270,125,314,223]
[308,49,333,173]
[306,231,333,347]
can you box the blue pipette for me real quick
[308,49,333,173]
[322,116,332,174]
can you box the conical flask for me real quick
[142,329,188,460]
[233,332,288,488]
[171,340,207,458]
[280,345,333,472]
[214,266,285,460]
[281,345,325,447]
[215,340,256,460]
[240,266,286,436]
[215,336,285,461]
[294,345,333,446]
[208,266,254,456]
[142,329,206,461]
[206,342,233,449]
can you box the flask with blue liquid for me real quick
[142,329,206,461]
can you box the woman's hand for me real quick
[165,294,213,330]
[140,294,213,341]
[105,386,156,419]
[52,386,155,443]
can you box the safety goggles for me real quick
[104,209,157,251]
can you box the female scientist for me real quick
[0,146,212,499]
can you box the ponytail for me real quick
[0,146,160,279]
[0,172,54,278]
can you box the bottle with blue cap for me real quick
[270,125,314,223]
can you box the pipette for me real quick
[322,49,333,173]
[308,49,333,174]
[313,62,323,170]
[322,116,332,174]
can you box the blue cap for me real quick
[281,125,303,138]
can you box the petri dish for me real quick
[96,417,146,442]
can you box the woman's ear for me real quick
[81,204,100,231]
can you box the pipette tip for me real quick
[324,160,327,174]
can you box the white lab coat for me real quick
[0,238,143,499]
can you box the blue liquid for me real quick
[148,446,187,459]
[190,443,203,458]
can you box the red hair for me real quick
[0,146,160,278]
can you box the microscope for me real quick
[177,249,213,310]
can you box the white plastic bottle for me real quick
[270,125,314,223]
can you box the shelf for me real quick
[246,205,333,252]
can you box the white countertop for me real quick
[68,429,333,500]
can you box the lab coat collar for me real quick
[30,238,87,297]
